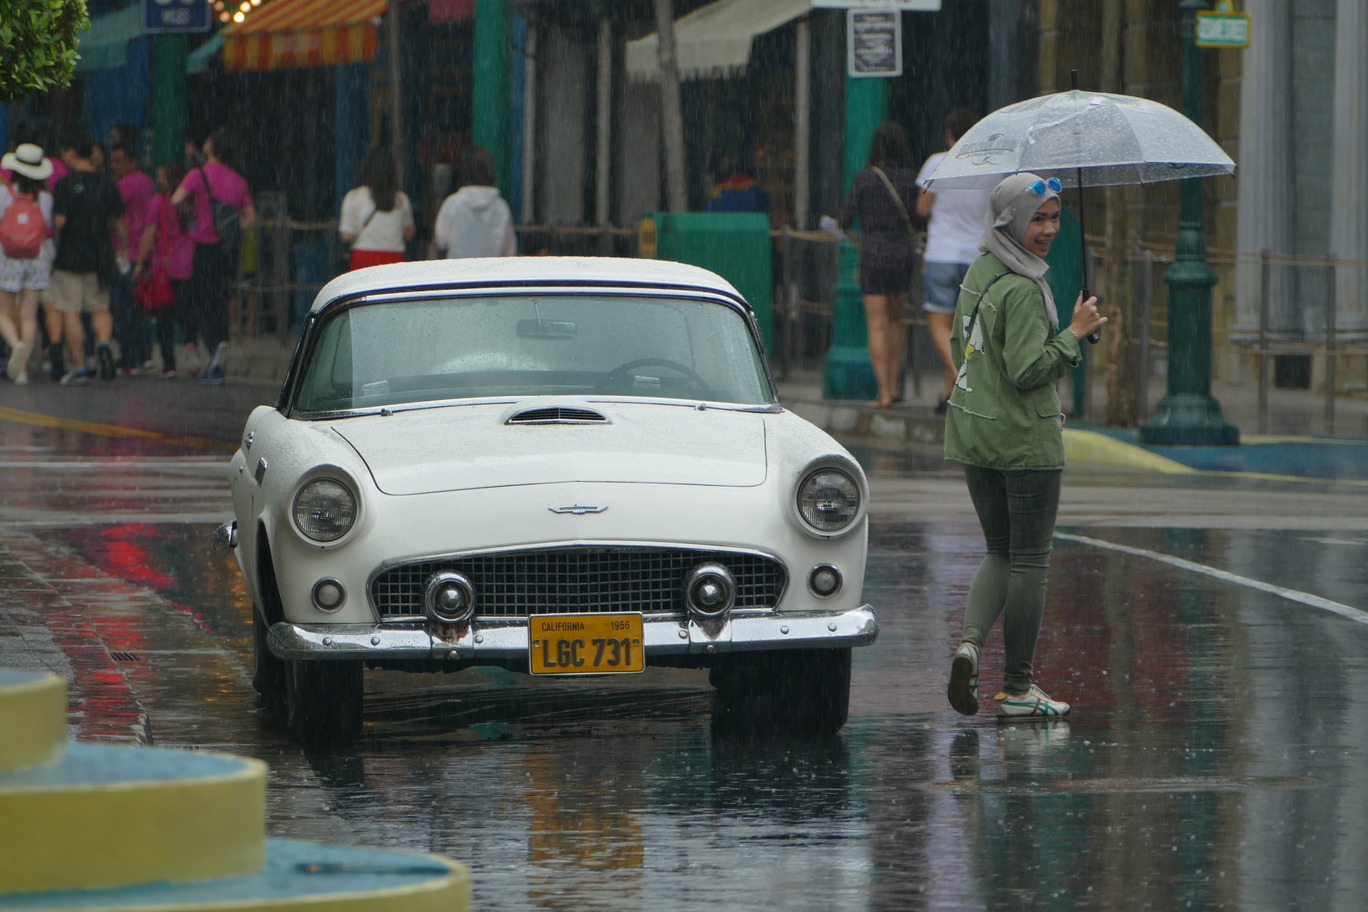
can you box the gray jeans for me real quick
[960,465,1062,694]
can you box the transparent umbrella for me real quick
[922,88,1235,191]
[924,79,1235,341]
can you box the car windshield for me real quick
[292,292,775,412]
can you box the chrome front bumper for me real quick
[267,606,878,662]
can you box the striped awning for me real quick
[222,0,387,71]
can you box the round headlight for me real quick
[293,478,357,542]
[797,467,861,534]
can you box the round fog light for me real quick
[685,563,736,617]
[312,578,346,611]
[425,571,476,625]
[809,565,842,598]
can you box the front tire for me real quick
[710,648,852,736]
[252,608,286,714]
[283,658,364,743]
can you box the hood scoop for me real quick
[506,405,609,425]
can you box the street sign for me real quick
[1196,0,1250,48]
[143,0,211,34]
[848,10,902,78]
[815,1,941,8]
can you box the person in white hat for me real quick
[0,143,56,385]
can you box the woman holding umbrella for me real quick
[944,172,1106,721]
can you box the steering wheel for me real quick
[600,358,712,396]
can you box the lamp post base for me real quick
[1140,393,1240,446]
[821,346,878,402]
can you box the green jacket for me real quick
[944,252,1081,470]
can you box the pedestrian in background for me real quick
[338,146,415,271]
[0,143,56,385]
[110,141,156,372]
[917,107,992,413]
[943,172,1106,721]
[839,120,919,409]
[172,127,255,385]
[4,123,70,381]
[133,158,194,378]
[432,146,516,259]
[51,127,125,385]
[108,124,141,165]
[706,151,772,216]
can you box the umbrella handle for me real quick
[1080,285,1101,344]
[1071,70,1101,346]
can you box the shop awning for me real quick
[187,33,225,75]
[222,0,387,71]
[76,5,144,72]
[625,0,811,82]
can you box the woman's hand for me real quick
[1067,293,1107,340]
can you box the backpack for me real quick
[199,167,241,251]
[0,192,45,259]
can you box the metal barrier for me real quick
[231,192,343,342]
[230,212,1368,434]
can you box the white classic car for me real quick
[215,257,877,740]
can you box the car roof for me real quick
[310,256,747,316]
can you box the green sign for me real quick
[1196,1,1250,48]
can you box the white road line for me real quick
[1056,531,1368,626]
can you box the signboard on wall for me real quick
[1196,0,1250,48]
[143,0,211,33]
[848,10,902,77]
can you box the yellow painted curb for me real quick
[0,671,66,773]
[1063,428,1199,474]
[15,847,471,912]
[0,747,266,893]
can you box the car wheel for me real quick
[251,608,286,714]
[283,659,364,743]
[710,648,852,736]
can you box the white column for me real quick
[1234,0,1295,335]
[1330,0,1368,336]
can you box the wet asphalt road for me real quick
[2,379,1368,911]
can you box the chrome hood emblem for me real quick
[549,504,608,515]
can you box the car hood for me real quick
[332,400,769,495]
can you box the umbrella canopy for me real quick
[924,90,1235,190]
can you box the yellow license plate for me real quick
[529,613,645,675]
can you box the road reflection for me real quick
[11,493,1368,910]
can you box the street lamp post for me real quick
[1140,0,1239,445]
[821,75,883,401]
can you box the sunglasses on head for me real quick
[1029,177,1062,195]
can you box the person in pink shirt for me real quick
[111,141,156,371]
[133,158,195,378]
[170,127,255,384]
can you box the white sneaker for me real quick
[996,683,1070,720]
[947,640,980,716]
[207,341,227,372]
[6,341,26,381]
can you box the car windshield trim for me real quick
[288,396,784,421]
[284,288,778,417]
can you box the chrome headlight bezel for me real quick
[292,472,360,545]
[793,457,866,538]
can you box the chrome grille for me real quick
[372,547,785,619]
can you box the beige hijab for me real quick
[978,172,1060,330]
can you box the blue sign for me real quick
[143,0,211,34]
